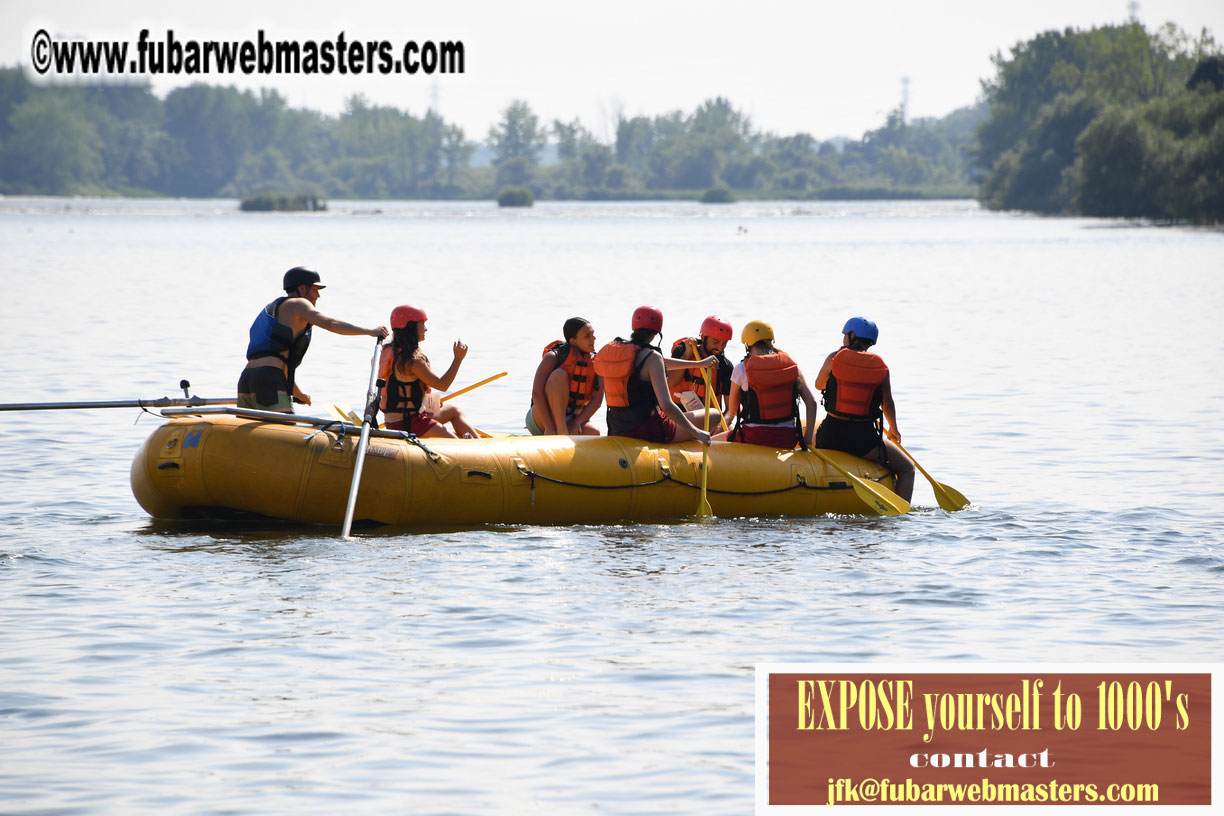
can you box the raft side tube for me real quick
[131,416,901,525]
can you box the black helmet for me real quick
[283,266,324,292]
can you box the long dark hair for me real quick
[391,322,423,370]
[630,328,660,348]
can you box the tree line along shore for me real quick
[1,21,1220,222]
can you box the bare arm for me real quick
[725,381,743,424]
[796,369,817,448]
[880,373,900,442]
[644,352,709,444]
[410,340,468,392]
[285,300,388,338]
[530,353,561,434]
[813,350,837,390]
[663,354,715,372]
[573,380,604,426]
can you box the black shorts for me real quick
[814,416,882,458]
[237,366,293,412]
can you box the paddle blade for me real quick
[892,440,969,512]
[812,448,909,517]
[932,481,971,512]
[852,479,910,516]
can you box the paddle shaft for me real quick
[891,439,970,511]
[341,338,384,538]
[0,397,237,411]
[687,341,728,433]
[697,361,714,518]
[439,371,507,404]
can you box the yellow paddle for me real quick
[687,341,728,432]
[891,439,970,511]
[696,368,714,519]
[440,371,507,403]
[439,373,505,438]
[810,447,910,517]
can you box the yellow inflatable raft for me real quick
[130,410,901,527]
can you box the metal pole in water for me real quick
[341,338,384,538]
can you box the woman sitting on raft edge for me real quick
[527,317,604,436]
[593,306,716,445]
[713,319,817,450]
[378,304,479,439]
[813,316,915,502]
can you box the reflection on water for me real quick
[1,200,1222,814]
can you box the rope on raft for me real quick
[512,462,886,505]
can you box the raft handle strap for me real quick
[303,421,348,447]
[392,431,442,463]
[511,462,868,498]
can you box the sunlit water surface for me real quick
[1,198,1222,813]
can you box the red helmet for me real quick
[390,304,428,329]
[700,315,733,342]
[632,305,663,333]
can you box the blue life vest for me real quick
[246,297,312,388]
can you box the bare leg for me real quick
[862,439,915,502]
[544,368,570,435]
[433,404,478,439]
[421,419,457,438]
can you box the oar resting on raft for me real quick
[439,371,506,404]
[0,380,236,412]
[439,372,505,437]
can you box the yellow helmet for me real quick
[741,319,774,346]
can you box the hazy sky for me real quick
[4,1,1223,142]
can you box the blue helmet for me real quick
[842,316,878,343]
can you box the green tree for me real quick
[2,93,101,193]
[488,100,546,165]
[976,21,1218,215]
[163,84,261,196]
[441,124,474,190]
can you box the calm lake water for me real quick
[1,197,1222,813]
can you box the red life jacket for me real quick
[592,340,644,409]
[742,352,800,422]
[379,346,430,415]
[824,348,888,419]
[542,340,595,414]
[669,337,730,405]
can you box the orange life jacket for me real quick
[592,340,647,409]
[379,346,430,415]
[824,348,888,419]
[542,340,595,415]
[669,337,730,406]
[742,352,800,422]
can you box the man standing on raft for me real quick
[594,306,716,445]
[239,267,388,413]
[813,317,915,502]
